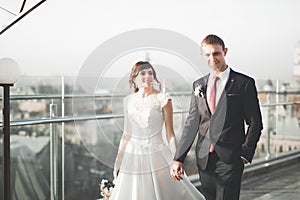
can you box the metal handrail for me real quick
[0,110,188,127]
[1,90,299,100]
[260,101,300,107]
[2,92,192,100]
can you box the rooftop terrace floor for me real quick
[240,160,300,200]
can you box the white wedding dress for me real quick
[110,92,205,200]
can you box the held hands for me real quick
[170,161,184,181]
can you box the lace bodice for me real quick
[124,92,171,137]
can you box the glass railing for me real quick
[0,76,299,200]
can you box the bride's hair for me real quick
[129,61,161,93]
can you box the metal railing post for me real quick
[61,76,65,200]
[50,100,58,200]
[1,84,13,200]
[275,80,279,136]
[265,92,271,160]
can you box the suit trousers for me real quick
[199,152,244,200]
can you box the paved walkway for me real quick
[240,161,300,200]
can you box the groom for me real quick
[171,34,263,200]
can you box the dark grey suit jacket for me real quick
[174,69,263,170]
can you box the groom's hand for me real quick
[170,161,184,181]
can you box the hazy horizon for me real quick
[1,0,300,81]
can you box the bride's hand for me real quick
[170,161,184,181]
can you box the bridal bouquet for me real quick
[100,179,115,199]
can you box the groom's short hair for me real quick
[201,34,225,50]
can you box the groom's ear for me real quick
[223,48,228,56]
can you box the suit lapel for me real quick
[224,70,235,94]
[202,75,209,97]
[216,70,236,109]
[201,75,210,114]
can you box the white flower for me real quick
[194,85,204,97]
[100,179,108,188]
[194,86,201,96]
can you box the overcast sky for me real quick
[0,0,300,81]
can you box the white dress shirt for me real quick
[207,66,230,108]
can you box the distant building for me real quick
[19,99,47,113]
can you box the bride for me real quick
[110,61,205,200]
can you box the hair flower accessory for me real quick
[194,84,205,97]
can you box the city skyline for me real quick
[1,0,300,81]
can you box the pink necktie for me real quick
[209,76,219,152]
[209,76,219,114]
